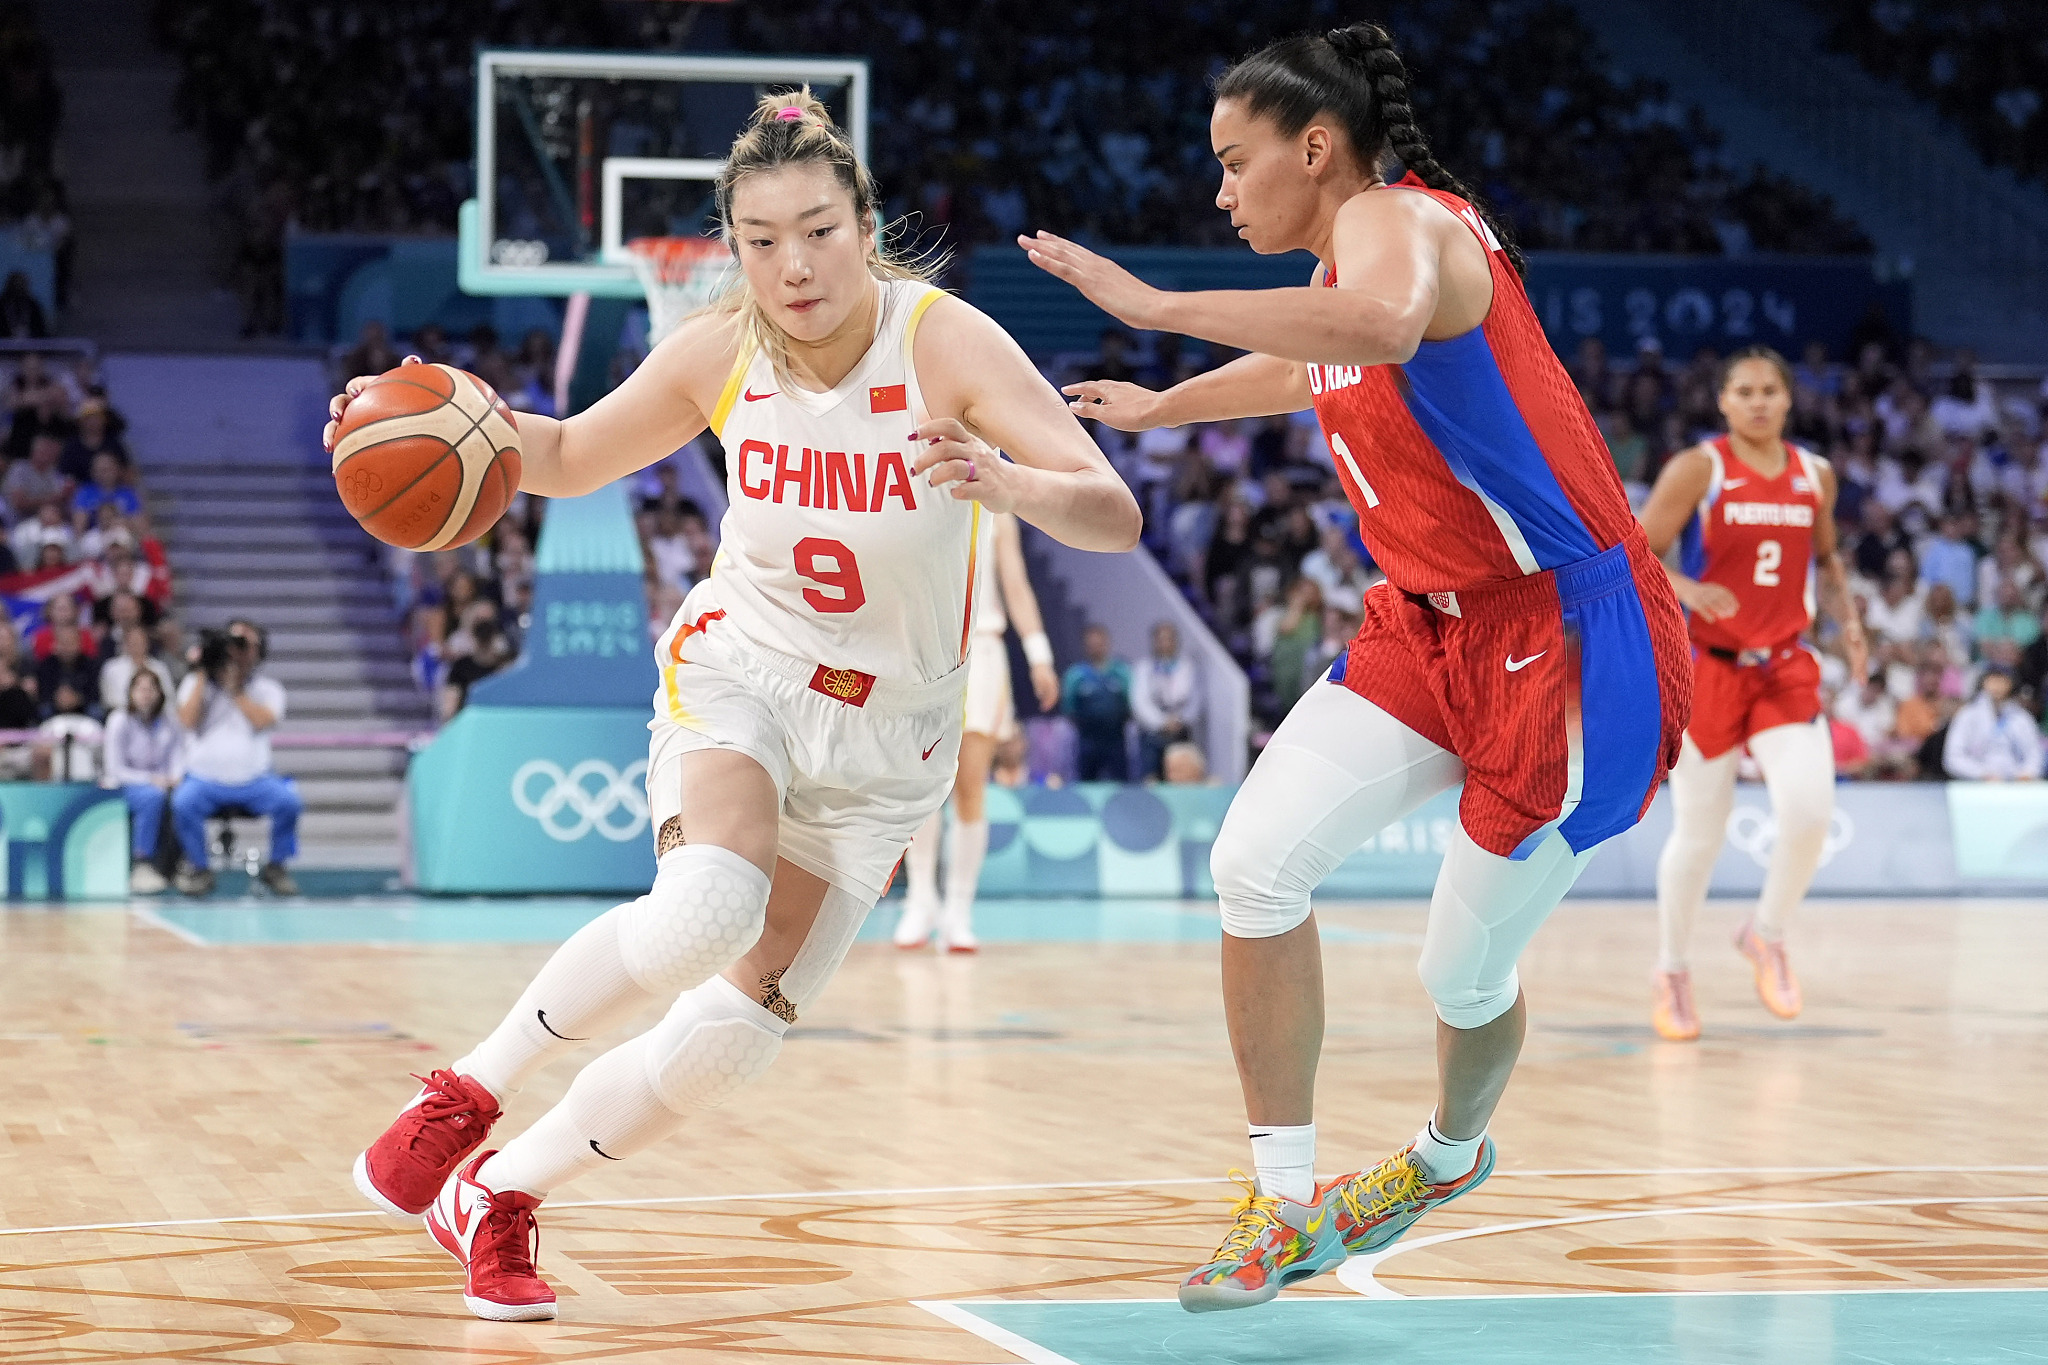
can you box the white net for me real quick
[624,237,734,344]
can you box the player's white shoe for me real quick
[937,898,979,953]
[893,890,940,948]
[424,1151,557,1321]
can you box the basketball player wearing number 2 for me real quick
[1637,347,1866,1042]
[330,92,1136,1322]
[1029,24,1689,1312]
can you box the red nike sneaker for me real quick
[352,1069,502,1217]
[425,1151,557,1321]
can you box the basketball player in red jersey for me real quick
[1025,24,1690,1310]
[1637,347,1866,1041]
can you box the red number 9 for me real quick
[792,536,866,614]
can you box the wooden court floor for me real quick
[1,896,2044,1363]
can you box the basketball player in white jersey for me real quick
[332,91,1138,1321]
[894,510,1060,951]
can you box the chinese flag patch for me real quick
[869,383,907,414]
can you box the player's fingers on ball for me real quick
[401,354,423,366]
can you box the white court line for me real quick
[5,1166,2044,1241]
[1335,1192,2048,1298]
[129,906,208,947]
[916,1300,1086,1365]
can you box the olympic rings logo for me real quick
[511,758,649,843]
[1724,803,1856,870]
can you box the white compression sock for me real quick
[1248,1122,1316,1204]
[1748,721,1835,942]
[454,903,654,1100]
[479,975,788,1198]
[942,818,988,918]
[1654,738,1738,974]
[905,807,942,908]
[1410,1115,1483,1183]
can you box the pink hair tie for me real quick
[776,107,804,122]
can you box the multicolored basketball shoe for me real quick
[1177,1171,1349,1313]
[352,1069,502,1217]
[1324,1137,1497,1257]
[425,1151,557,1321]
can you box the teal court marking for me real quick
[921,1289,2048,1365]
[131,898,1413,948]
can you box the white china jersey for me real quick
[972,510,1009,638]
[673,279,982,684]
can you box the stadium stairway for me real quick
[110,355,422,873]
[1568,0,2048,359]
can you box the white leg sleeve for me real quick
[617,844,772,994]
[1654,735,1739,973]
[1747,720,1836,941]
[478,975,788,1198]
[1211,684,1463,940]
[454,903,654,1099]
[1419,827,1592,1029]
[942,818,988,916]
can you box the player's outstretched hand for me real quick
[1061,378,1167,432]
[323,354,424,452]
[1018,231,1165,330]
[1675,577,1741,623]
[912,418,1019,514]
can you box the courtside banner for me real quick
[409,706,656,893]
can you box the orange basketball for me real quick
[332,363,523,551]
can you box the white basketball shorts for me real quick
[647,615,964,903]
[961,630,1016,741]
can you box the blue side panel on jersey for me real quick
[1399,329,1601,570]
[1678,510,1706,581]
[1557,553,1665,853]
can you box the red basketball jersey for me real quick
[1677,437,1825,653]
[1310,175,1639,595]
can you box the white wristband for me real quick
[1022,632,1054,668]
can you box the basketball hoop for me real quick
[623,237,733,344]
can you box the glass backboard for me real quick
[462,50,869,298]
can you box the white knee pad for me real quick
[643,974,787,1111]
[618,845,771,995]
[1212,827,1315,940]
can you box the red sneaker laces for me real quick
[479,1195,542,1281]
[398,1070,496,1160]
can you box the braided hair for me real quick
[1214,23,1526,277]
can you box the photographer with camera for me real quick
[171,618,301,895]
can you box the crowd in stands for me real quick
[154,0,1871,336]
[0,349,180,774]
[1819,0,2048,185]
[1066,322,2048,780]
[0,0,71,323]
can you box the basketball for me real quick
[331,363,522,551]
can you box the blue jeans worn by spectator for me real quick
[122,784,168,861]
[172,774,302,865]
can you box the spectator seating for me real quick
[1817,1,2048,186]
[154,0,1870,335]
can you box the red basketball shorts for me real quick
[1684,642,1823,760]
[1330,540,1691,859]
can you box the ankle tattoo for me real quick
[656,816,687,857]
[758,967,797,1024]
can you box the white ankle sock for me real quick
[1248,1122,1316,1204]
[455,903,654,1098]
[1410,1115,1483,1183]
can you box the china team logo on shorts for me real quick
[511,758,650,842]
